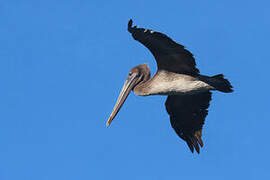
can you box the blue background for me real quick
[1,0,269,179]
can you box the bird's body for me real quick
[133,68,213,96]
[106,20,233,154]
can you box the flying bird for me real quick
[106,19,233,153]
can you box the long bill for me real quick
[106,74,140,127]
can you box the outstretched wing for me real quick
[165,92,212,153]
[128,19,199,75]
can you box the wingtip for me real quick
[128,19,133,25]
[128,19,134,32]
[194,130,204,147]
[186,140,194,153]
[184,134,203,154]
[189,136,200,154]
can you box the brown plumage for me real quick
[106,19,233,154]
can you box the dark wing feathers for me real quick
[165,92,212,153]
[128,19,199,75]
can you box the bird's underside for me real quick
[106,19,233,154]
[133,70,214,96]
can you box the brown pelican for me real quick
[106,19,233,153]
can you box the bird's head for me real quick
[106,64,150,126]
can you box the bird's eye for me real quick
[128,72,133,76]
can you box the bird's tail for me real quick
[200,74,233,93]
[209,74,233,93]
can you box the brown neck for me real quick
[133,76,152,96]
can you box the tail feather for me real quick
[211,74,233,93]
[200,74,233,93]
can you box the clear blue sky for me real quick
[1,0,269,179]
